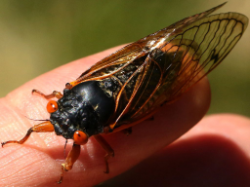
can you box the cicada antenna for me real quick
[22,115,50,122]
[64,139,68,158]
[18,111,50,122]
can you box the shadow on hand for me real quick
[99,134,250,187]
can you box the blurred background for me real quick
[0,0,249,117]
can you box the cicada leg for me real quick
[1,121,54,147]
[94,134,114,173]
[32,89,63,99]
[58,143,81,184]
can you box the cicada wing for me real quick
[117,12,248,125]
[162,12,248,101]
[72,3,227,87]
[111,53,164,125]
[70,44,146,86]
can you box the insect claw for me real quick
[1,142,5,147]
[57,164,66,184]
[32,89,45,97]
[57,177,63,184]
[31,89,36,94]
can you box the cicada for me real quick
[1,2,248,183]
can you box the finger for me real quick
[101,114,250,187]
[0,45,211,187]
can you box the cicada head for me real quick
[49,81,116,143]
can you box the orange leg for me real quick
[94,134,114,173]
[58,143,81,184]
[1,121,54,147]
[32,89,63,99]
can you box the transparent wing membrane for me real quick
[119,12,248,124]
[67,3,248,128]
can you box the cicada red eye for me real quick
[47,100,58,113]
[73,130,88,145]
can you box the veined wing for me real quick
[116,12,248,126]
[70,3,228,87]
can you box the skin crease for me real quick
[0,46,249,187]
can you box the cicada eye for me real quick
[73,130,88,145]
[47,100,58,113]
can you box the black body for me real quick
[50,81,116,139]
